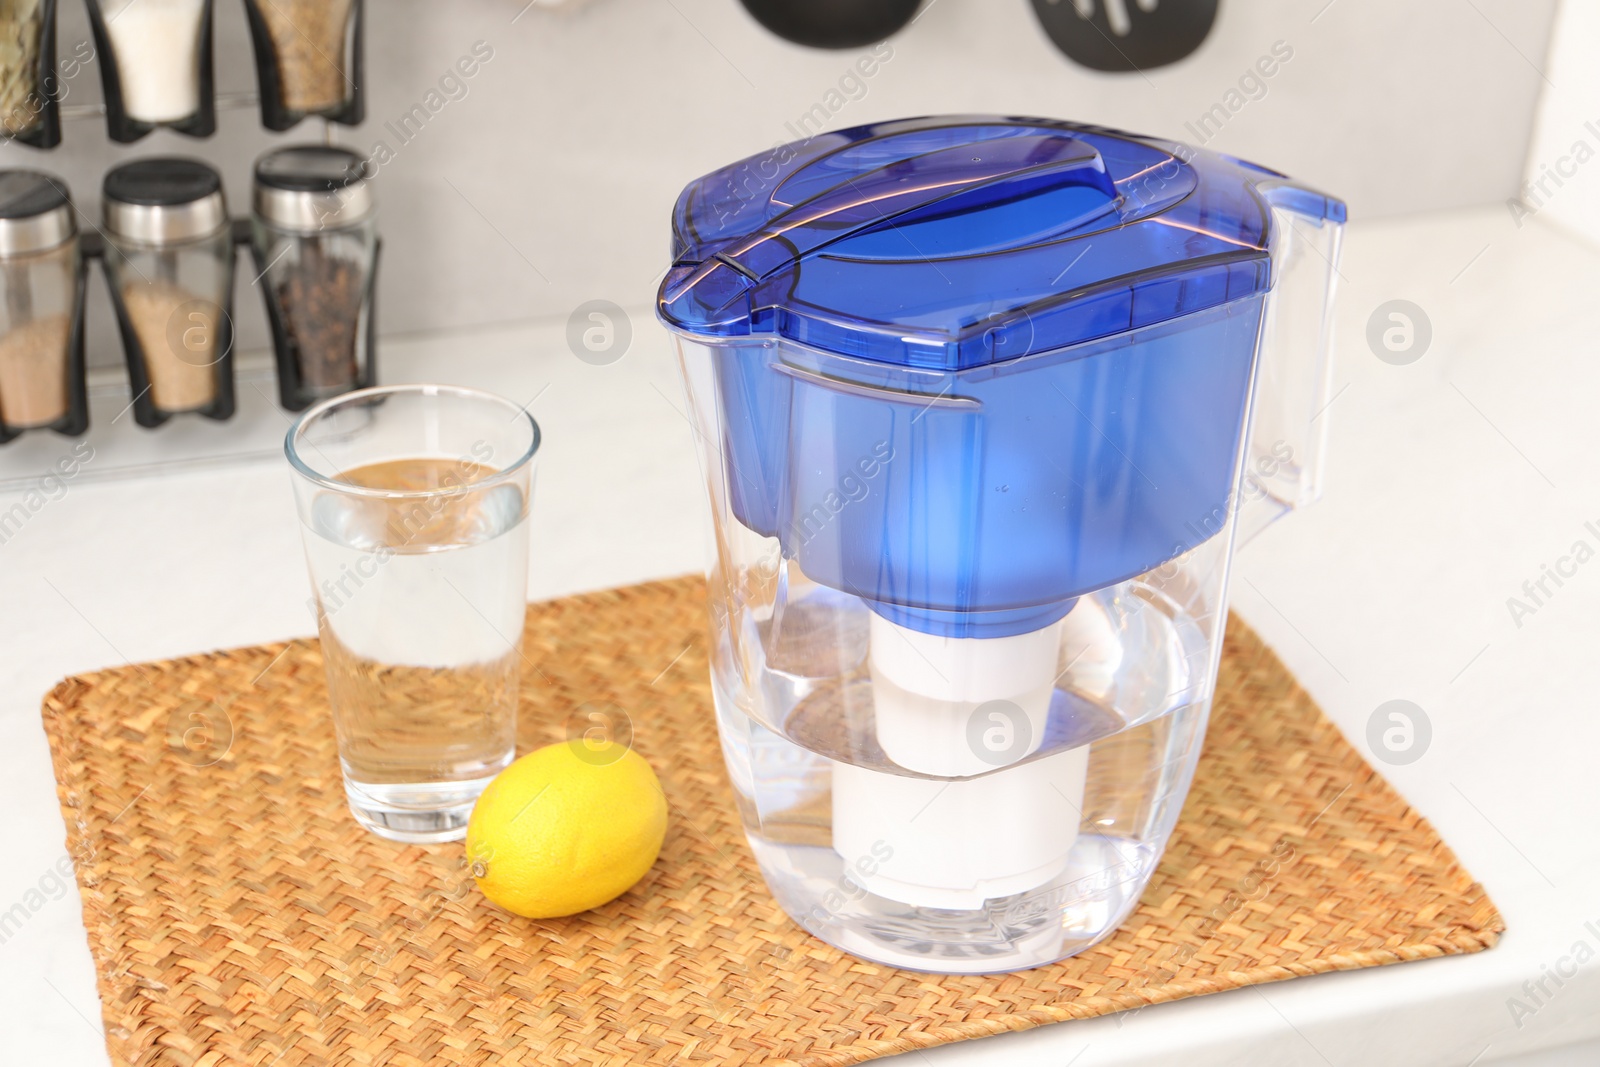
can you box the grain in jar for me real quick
[101,157,235,423]
[250,0,355,115]
[0,170,81,437]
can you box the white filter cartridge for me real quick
[831,610,1089,909]
[833,746,1088,909]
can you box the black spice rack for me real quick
[0,1,378,451]
[0,154,381,446]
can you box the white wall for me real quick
[1519,0,1600,249]
[0,0,1558,366]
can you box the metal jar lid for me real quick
[0,170,76,257]
[252,145,373,233]
[102,158,229,246]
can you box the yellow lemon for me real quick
[466,740,668,919]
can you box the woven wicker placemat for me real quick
[42,576,1501,1067]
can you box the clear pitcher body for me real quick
[677,296,1272,972]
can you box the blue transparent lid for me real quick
[658,116,1345,370]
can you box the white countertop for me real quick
[2,206,1597,1066]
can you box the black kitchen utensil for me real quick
[1031,0,1218,72]
[737,0,923,49]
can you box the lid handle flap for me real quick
[721,134,1118,281]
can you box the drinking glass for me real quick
[286,384,539,842]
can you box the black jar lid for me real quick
[102,158,229,245]
[253,145,373,232]
[0,170,75,256]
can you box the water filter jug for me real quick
[656,117,1344,973]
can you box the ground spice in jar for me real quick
[102,0,207,123]
[121,280,216,412]
[0,312,69,428]
[275,245,364,391]
[257,0,354,114]
[0,0,46,136]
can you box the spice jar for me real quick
[250,145,378,411]
[242,0,364,131]
[0,170,86,443]
[85,0,217,142]
[101,158,237,426]
[0,0,62,149]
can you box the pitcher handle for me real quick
[1236,181,1347,544]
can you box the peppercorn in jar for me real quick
[250,144,378,411]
